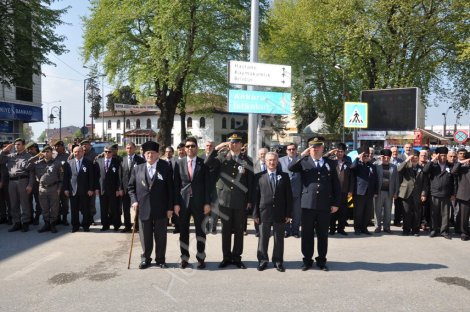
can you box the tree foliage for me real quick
[261,0,469,132]
[0,0,68,87]
[106,85,138,113]
[83,0,268,150]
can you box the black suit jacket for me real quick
[253,170,292,223]
[64,157,94,196]
[96,157,121,194]
[128,159,174,220]
[288,156,341,211]
[451,162,470,201]
[121,154,145,193]
[350,158,378,197]
[423,161,454,197]
[173,156,210,211]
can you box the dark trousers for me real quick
[122,193,132,229]
[219,205,244,262]
[421,198,431,226]
[286,196,301,236]
[179,200,207,262]
[458,199,470,237]
[330,192,348,232]
[257,221,284,264]
[29,182,42,217]
[431,196,450,234]
[100,193,121,228]
[139,217,167,263]
[59,191,69,218]
[402,196,421,234]
[0,183,10,220]
[393,197,403,223]
[70,194,90,229]
[301,209,330,265]
[353,195,374,231]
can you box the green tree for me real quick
[0,0,68,87]
[262,0,469,132]
[83,0,268,151]
[106,85,138,113]
[37,130,46,142]
[22,123,34,141]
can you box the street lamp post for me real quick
[442,105,452,137]
[334,63,346,144]
[49,106,62,141]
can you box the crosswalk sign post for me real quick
[344,102,368,150]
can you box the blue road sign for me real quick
[228,90,291,115]
[344,102,368,128]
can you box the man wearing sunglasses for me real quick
[173,137,211,269]
[95,145,122,231]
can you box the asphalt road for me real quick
[1,215,469,312]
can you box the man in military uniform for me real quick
[205,133,254,269]
[30,146,63,233]
[288,136,341,271]
[26,142,42,225]
[1,138,35,232]
[53,140,70,225]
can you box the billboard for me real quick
[360,88,424,131]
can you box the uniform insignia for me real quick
[238,166,245,174]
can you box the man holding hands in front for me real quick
[288,136,341,271]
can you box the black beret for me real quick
[336,143,347,151]
[142,141,159,153]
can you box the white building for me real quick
[94,107,276,148]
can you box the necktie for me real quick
[314,160,319,168]
[128,156,132,168]
[261,163,266,172]
[270,172,276,191]
[188,159,193,181]
[148,166,154,179]
[76,160,81,172]
[105,160,109,172]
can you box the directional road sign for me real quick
[344,102,368,128]
[228,89,291,115]
[114,103,159,111]
[453,130,468,143]
[228,61,291,88]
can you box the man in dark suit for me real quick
[205,133,254,269]
[398,150,429,236]
[95,145,122,231]
[128,141,173,269]
[288,136,341,271]
[324,143,353,235]
[452,154,470,241]
[350,146,378,235]
[423,146,455,239]
[173,137,211,269]
[120,142,145,232]
[253,152,292,272]
[252,147,269,237]
[391,146,404,226]
[200,140,219,234]
[279,143,302,238]
[63,146,95,232]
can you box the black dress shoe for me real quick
[361,229,372,235]
[354,230,361,235]
[441,233,452,240]
[274,263,285,272]
[139,260,151,269]
[113,227,120,232]
[257,262,267,271]
[21,223,29,232]
[197,261,206,269]
[83,228,90,232]
[62,219,70,226]
[157,263,169,268]
[461,236,469,241]
[329,230,335,235]
[317,264,329,271]
[301,263,312,271]
[180,260,189,269]
[285,233,291,238]
[50,224,58,233]
[234,261,246,269]
[38,223,51,233]
[429,231,438,237]
[8,222,22,232]
[71,227,79,233]
[32,216,40,225]
[337,230,348,236]
[172,229,180,234]
[218,260,231,268]
[100,226,109,232]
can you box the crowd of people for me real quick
[0,136,468,272]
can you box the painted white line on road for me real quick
[3,251,63,281]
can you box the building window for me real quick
[136,119,141,129]
[222,117,227,129]
[199,117,205,129]
[230,118,235,129]
[146,118,151,129]
[117,120,121,129]
[107,133,112,141]
[116,133,122,144]
[107,120,112,129]
[261,119,266,128]
[187,117,192,128]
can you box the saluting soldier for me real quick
[26,142,42,225]
[288,136,341,271]
[31,145,63,233]
[53,140,70,225]
[1,138,35,232]
[205,133,254,269]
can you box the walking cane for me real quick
[127,213,138,269]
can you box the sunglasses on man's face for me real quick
[104,151,112,153]
[185,144,196,148]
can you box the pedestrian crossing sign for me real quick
[344,102,368,128]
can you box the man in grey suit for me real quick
[253,152,292,272]
[374,149,399,233]
[120,142,144,232]
[279,142,302,238]
[128,141,174,269]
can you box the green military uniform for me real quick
[53,144,71,225]
[32,147,63,233]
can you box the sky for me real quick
[33,0,469,140]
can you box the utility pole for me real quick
[247,0,259,158]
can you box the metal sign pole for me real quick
[247,0,259,158]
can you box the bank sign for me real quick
[0,101,43,122]
[228,89,291,115]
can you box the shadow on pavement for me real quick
[327,261,447,272]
